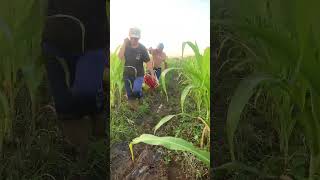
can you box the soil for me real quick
[110,75,201,179]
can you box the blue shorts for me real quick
[124,76,144,100]
[42,43,107,119]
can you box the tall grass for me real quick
[0,0,46,152]
[110,46,124,107]
[215,0,320,178]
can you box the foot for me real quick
[128,99,139,111]
[138,98,143,105]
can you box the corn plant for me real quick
[110,46,124,107]
[129,134,210,167]
[0,0,46,151]
[215,0,320,178]
[160,42,210,146]
[129,42,210,167]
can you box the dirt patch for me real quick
[111,142,167,180]
[167,160,190,180]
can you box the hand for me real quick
[147,69,155,78]
[151,71,156,80]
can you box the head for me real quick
[157,43,164,52]
[129,27,141,46]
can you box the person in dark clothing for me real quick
[118,27,155,110]
[41,0,108,171]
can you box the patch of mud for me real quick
[110,142,167,180]
[167,160,190,180]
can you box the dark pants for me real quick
[124,76,144,100]
[154,67,162,80]
[42,43,106,119]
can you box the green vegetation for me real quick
[0,0,109,179]
[214,0,320,179]
[110,42,210,179]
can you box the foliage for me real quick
[215,0,320,179]
[0,0,46,152]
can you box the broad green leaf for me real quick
[129,134,210,167]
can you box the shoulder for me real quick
[139,43,148,51]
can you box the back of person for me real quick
[152,50,166,68]
[42,0,108,54]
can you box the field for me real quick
[213,0,320,179]
[110,42,210,179]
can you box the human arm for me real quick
[144,47,156,78]
[163,53,168,69]
[148,47,154,54]
[118,38,129,61]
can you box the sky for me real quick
[110,0,210,57]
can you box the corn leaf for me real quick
[227,74,273,160]
[129,134,210,167]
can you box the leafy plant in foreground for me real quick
[0,0,46,152]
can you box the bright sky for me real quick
[110,0,210,57]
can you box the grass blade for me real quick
[214,161,277,179]
[160,67,180,101]
[153,115,176,134]
[227,74,272,160]
[181,85,195,113]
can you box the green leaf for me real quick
[181,85,195,113]
[0,91,10,152]
[182,41,202,61]
[129,134,210,167]
[153,115,176,134]
[227,74,272,160]
[160,67,180,101]
[215,161,277,179]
